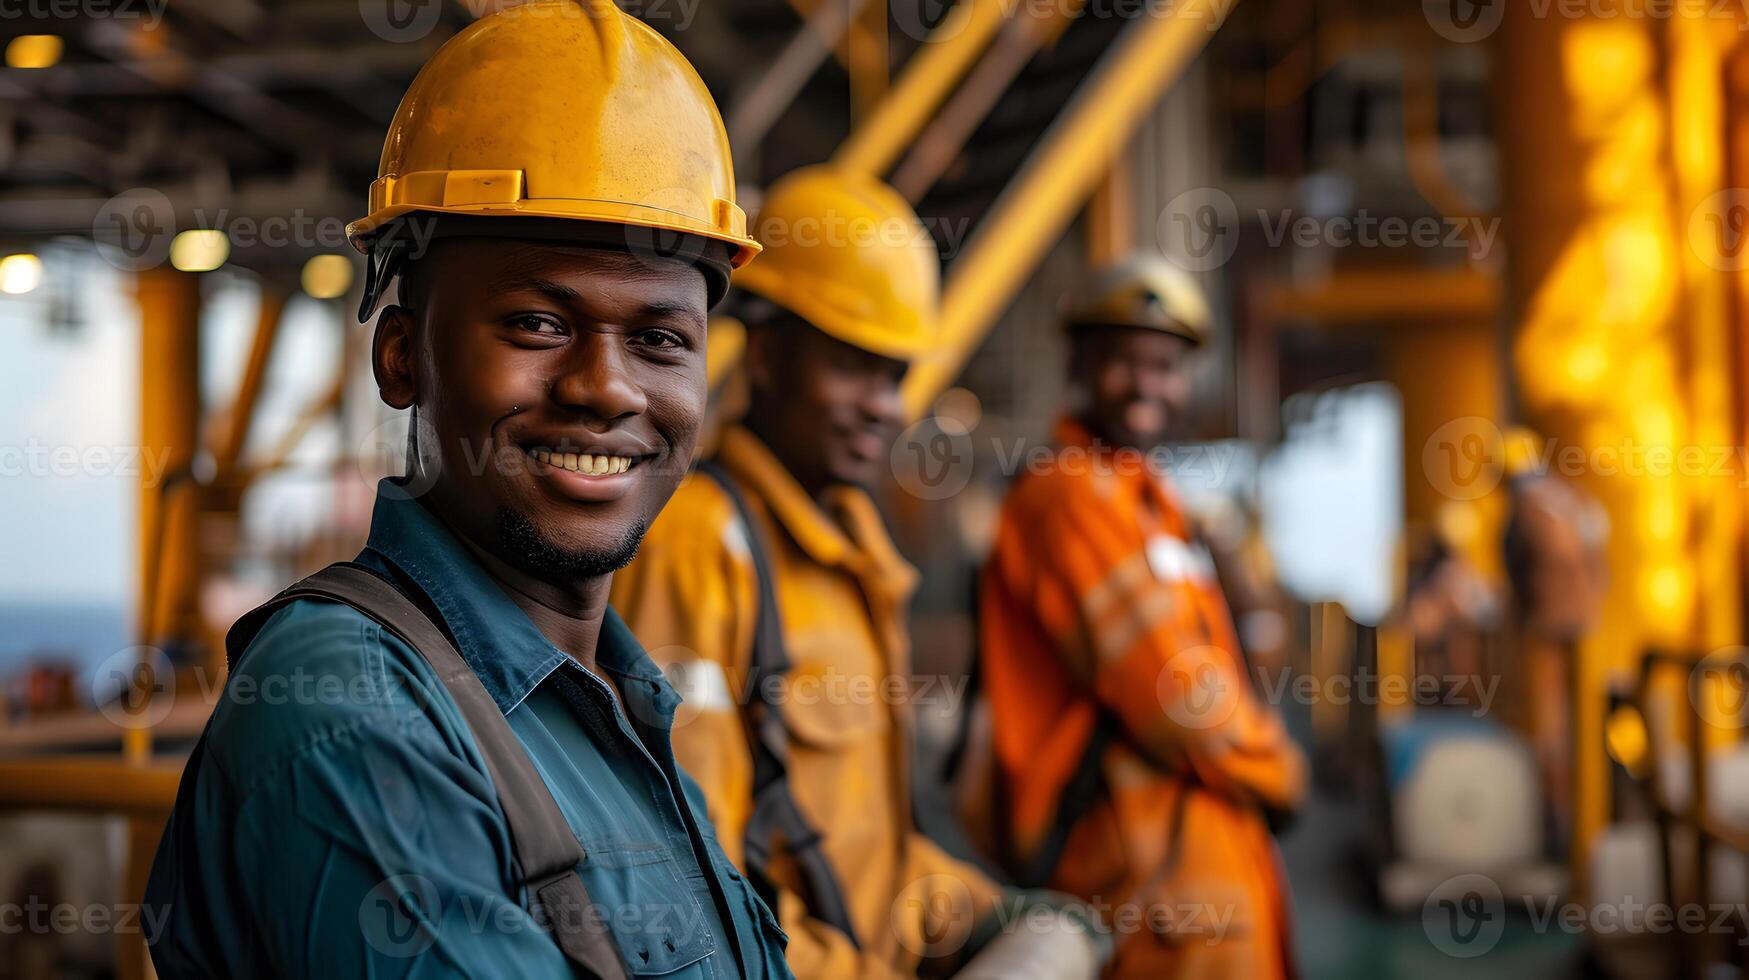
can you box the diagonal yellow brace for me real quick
[832,0,1010,176]
[901,0,1236,418]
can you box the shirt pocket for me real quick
[579,839,716,975]
[772,659,889,750]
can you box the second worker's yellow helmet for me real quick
[735,165,940,362]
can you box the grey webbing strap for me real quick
[227,563,628,980]
[693,460,861,948]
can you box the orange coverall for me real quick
[981,417,1306,979]
[613,425,1005,979]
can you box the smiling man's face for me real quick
[373,237,709,579]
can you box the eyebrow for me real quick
[495,277,583,304]
[634,300,708,327]
[493,276,705,328]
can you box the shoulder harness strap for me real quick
[227,562,628,980]
[693,459,861,948]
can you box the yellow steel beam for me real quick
[1086,162,1135,267]
[211,285,288,481]
[901,0,1235,417]
[136,267,201,647]
[888,0,1083,200]
[832,0,1009,176]
[1257,266,1498,324]
[849,0,891,119]
[120,813,165,980]
[0,756,182,814]
[135,268,203,765]
[728,0,873,164]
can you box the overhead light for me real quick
[301,254,354,300]
[0,254,43,295]
[6,35,63,70]
[169,230,228,273]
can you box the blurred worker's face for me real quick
[1075,325,1195,451]
[745,319,908,497]
[372,239,708,580]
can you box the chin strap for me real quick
[358,233,412,323]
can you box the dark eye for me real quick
[508,313,566,337]
[632,327,689,351]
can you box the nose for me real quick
[1136,363,1185,406]
[550,331,648,424]
[858,373,905,430]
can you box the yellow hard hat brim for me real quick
[1064,315,1209,348]
[736,268,933,363]
[347,197,761,268]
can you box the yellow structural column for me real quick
[1495,1,1741,883]
[1669,5,1746,753]
[135,266,203,668]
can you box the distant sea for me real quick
[0,601,130,704]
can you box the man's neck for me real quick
[420,496,613,676]
[467,541,612,673]
[740,416,832,505]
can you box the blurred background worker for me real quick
[614,166,1096,979]
[975,257,1307,979]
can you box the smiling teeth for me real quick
[529,448,633,475]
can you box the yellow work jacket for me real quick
[613,426,1004,979]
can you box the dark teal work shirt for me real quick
[145,484,793,979]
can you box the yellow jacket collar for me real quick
[717,426,918,596]
[1052,415,1188,533]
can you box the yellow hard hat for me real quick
[1063,255,1213,347]
[346,0,759,314]
[734,165,939,362]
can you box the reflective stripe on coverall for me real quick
[981,417,1307,980]
[613,425,1006,979]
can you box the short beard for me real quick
[494,507,647,579]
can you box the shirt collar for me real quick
[360,481,674,714]
[1052,414,1185,527]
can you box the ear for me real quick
[741,320,777,394]
[372,305,418,410]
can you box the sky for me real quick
[0,245,343,611]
